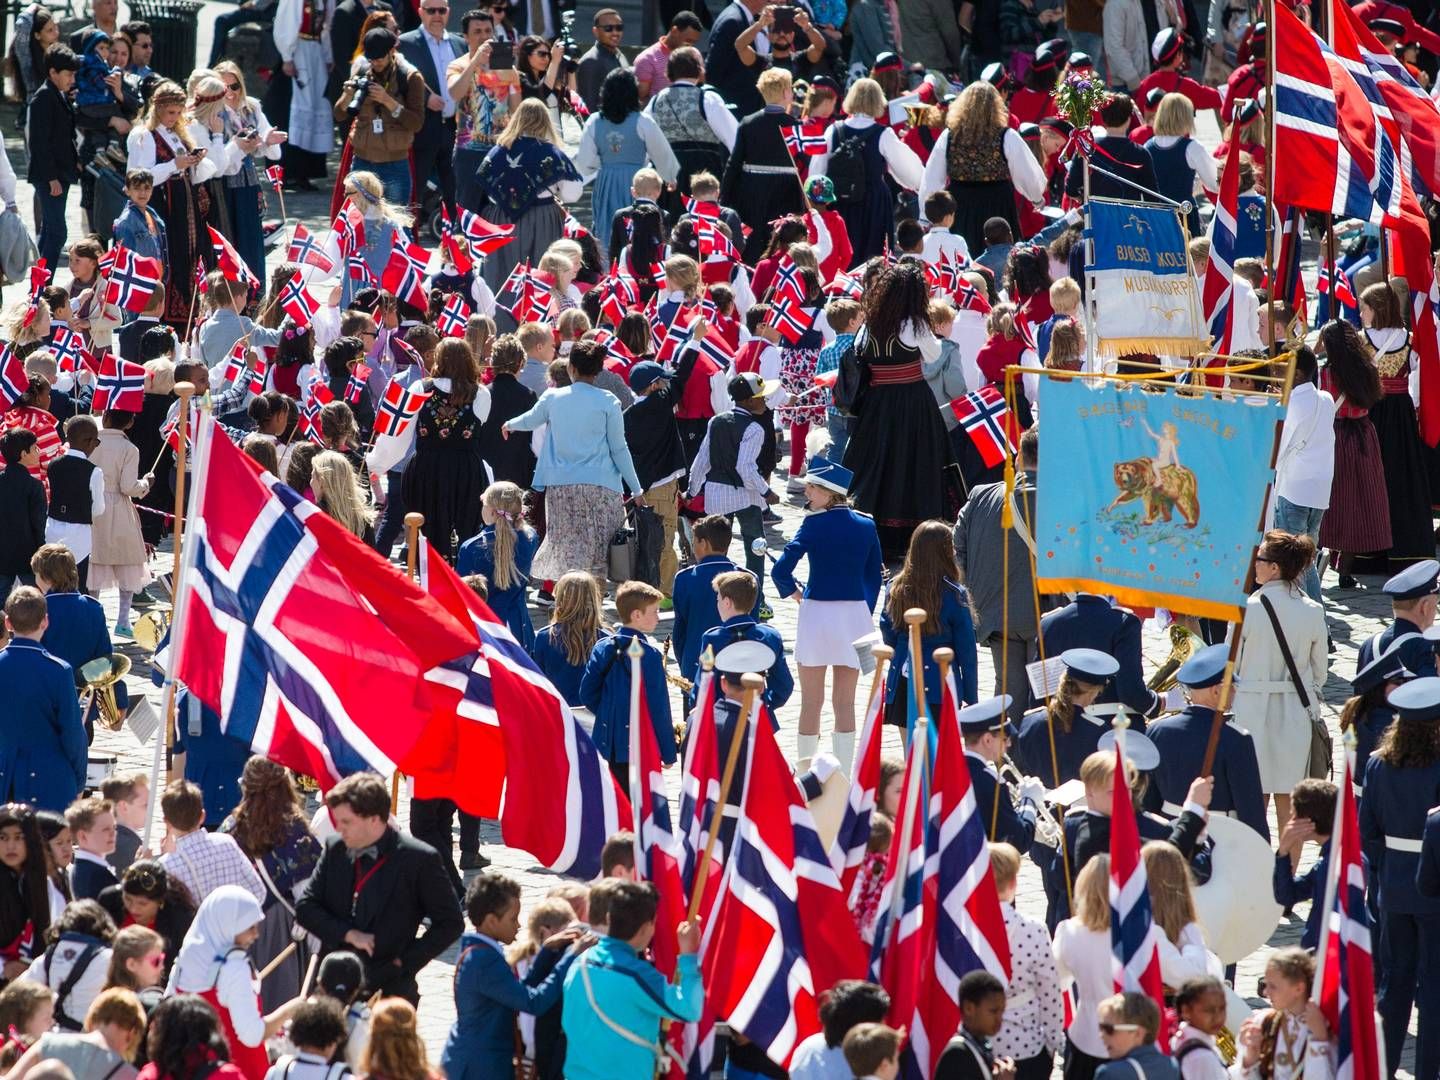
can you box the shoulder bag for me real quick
[1257,593,1332,780]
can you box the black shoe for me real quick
[459,850,490,870]
[762,508,781,524]
[1339,574,1357,589]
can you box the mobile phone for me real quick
[772,5,796,32]
[238,127,258,140]
[489,39,514,69]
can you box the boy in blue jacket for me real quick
[441,871,590,1080]
[1271,778,1335,950]
[561,880,703,1080]
[579,581,675,791]
[696,570,793,710]
[671,514,740,680]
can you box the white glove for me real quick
[1018,775,1046,807]
[1163,687,1186,712]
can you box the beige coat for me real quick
[1232,578,1328,793]
[90,429,151,568]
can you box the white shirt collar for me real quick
[73,848,111,868]
[475,932,506,956]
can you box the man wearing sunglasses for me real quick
[399,0,465,206]
[574,7,629,113]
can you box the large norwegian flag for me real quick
[704,712,867,1068]
[1316,759,1383,1080]
[1109,737,1169,1049]
[906,675,1012,1078]
[382,240,433,310]
[172,415,477,789]
[280,272,320,327]
[103,248,163,314]
[831,670,886,904]
[628,642,688,978]
[92,354,147,412]
[374,377,431,439]
[288,223,336,274]
[1203,123,1242,355]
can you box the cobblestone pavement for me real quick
[5,39,1419,1075]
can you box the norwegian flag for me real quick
[98,248,119,275]
[831,666,886,906]
[457,208,516,254]
[1318,261,1359,310]
[266,164,284,190]
[209,226,257,286]
[279,272,321,327]
[769,259,807,306]
[345,364,372,405]
[194,258,209,293]
[381,240,433,309]
[562,210,591,239]
[902,676,1012,1078]
[954,279,992,315]
[333,202,367,259]
[288,223,336,274]
[685,197,722,220]
[599,266,640,326]
[1109,735,1169,1049]
[50,326,95,375]
[695,218,740,262]
[767,298,818,345]
[92,354,147,412]
[172,415,480,791]
[592,328,636,369]
[704,709,867,1068]
[950,386,1017,469]
[502,265,553,324]
[222,342,250,388]
[782,121,829,158]
[439,205,475,274]
[347,255,377,288]
[159,401,198,453]
[827,270,865,300]
[628,642,688,978]
[103,248,164,313]
[247,358,269,396]
[374,377,431,439]
[438,292,471,338]
[1315,758,1383,1080]
[27,259,50,303]
[297,381,334,444]
[1202,123,1242,353]
[690,327,738,371]
[418,538,632,874]
[0,344,28,411]
[1396,221,1440,446]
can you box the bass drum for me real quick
[1193,814,1283,964]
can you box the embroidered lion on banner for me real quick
[1106,459,1201,528]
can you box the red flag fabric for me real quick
[1109,738,1170,1049]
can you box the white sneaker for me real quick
[786,476,805,494]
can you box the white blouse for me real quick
[366,375,492,477]
[993,902,1065,1060]
[1230,1011,1334,1080]
[127,125,219,186]
[810,115,925,193]
[1052,919,1112,1058]
[213,97,284,180]
[921,127,1048,209]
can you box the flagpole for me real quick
[882,697,928,933]
[627,635,645,881]
[1310,760,1346,1005]
[392,512,425,816]
[1263,0,1277,344]
[184,266,204,347]
[905,608,928,746]
[864,643,895,742]
[685,672,764,921]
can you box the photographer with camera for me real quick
[334,26,426,205]
[736,5,826,83]
[574,8,629,113]
[515,32,570,118]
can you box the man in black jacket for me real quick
[27,45,80,272]
[1064,92,1157,203]
[296,772,463,1005]
[707,0,769,117]
[0,430,46,601]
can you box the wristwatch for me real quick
[390,102,403,118]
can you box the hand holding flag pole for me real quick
[686,670,764,920]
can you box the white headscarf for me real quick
[168,885,264,993]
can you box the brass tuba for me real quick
[1147,624,1201,693]
[79,655,132,731]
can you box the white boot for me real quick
[830,730,856,775]
[796,731,820,767]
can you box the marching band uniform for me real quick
[878,577,980,718]
[1357,677,1440,1080]
[960,696,1040,852]
[174,689,254,826]
[696,615,793,711]
[0,637,87,811]
[40,588,125,740]
[1145,645,1269,842]
[1350,639,1413,799]
[1012,650,1120,786]
[671,551,743,682]
[1419,806,1440,900]
[1356,560,1439,677]
[1039,596,1168,727]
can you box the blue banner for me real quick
[1086,198,1208,358]
[1035,378,1281,619]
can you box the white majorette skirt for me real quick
[795,598,875,668]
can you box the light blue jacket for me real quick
[560,938,703,1080]
[506,382,642,495]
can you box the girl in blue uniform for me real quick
[457,482,541,651]
[1013,649,1119,786]
[1340,636,1412,800]
[531,571,609,709]
[878,520,979,734]
[772,451,883,768]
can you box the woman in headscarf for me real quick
[165,886,303,1080]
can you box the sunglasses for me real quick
[1098,1024,1143,1036]
[597,22,623,31]
[146,952,166,968]
[423,6,448,12]
[224,82,241,92]
[1255,554,1275,563]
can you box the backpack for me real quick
[827,126,870,204]
[831,330,870,417]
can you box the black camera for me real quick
[558,10,581,74]
[346,74,372,119]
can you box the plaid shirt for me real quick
[161,829,267,907]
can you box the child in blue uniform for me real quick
[1013,649,1119,786]
[1341,635,1413,798]
[531,571,609,708]
[671,515,742,682]
[878,520,979,732]
[457,481,540,651]
[772,452,883,769]
[695,570,793,711]
[579,581,675,791]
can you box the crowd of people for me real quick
[2,0,1440,1076]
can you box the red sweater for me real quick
[809,209,854,282]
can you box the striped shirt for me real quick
[161,829,266,907]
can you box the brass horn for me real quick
[79,655,132,731]
[1147,624,1201,693]
[133,608,171,653]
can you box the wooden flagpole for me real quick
[390,512,425,814]
[162,382,196,791]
